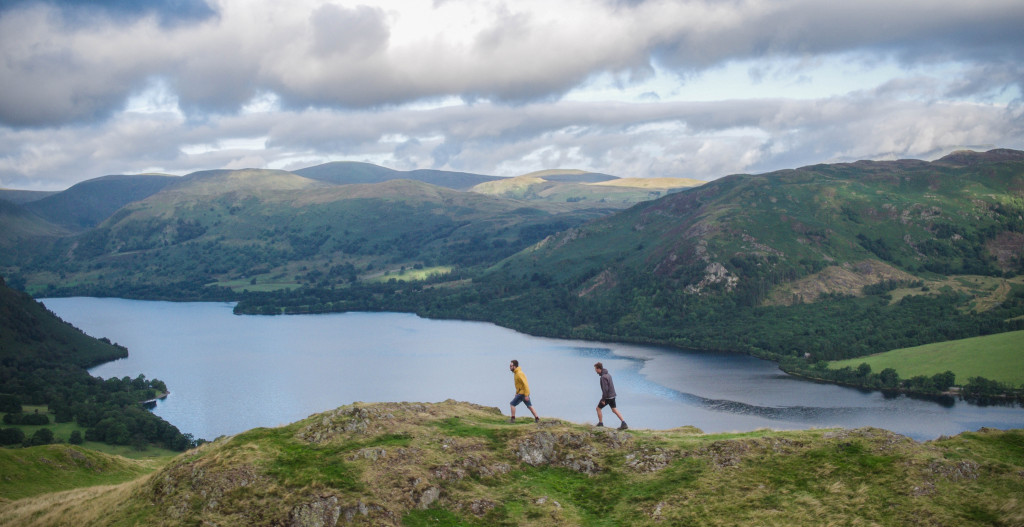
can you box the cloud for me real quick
[2,91,1021,190]
[4,0,1019,126]
[0,0,1022,189]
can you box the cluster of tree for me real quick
[792,361,958,394]
[961,376,1024,405]
[0,369,201,451]
[0,427,55,446]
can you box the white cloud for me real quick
[0,0,1022,189]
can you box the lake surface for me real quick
[43,297,1024,442]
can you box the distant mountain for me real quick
[294,161,501,190]
[0,189,57,204]
[0,199,67,246]
[21,168,609,296]
[24,174,178,230]
[497,149,1024,301]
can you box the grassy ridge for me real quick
[0,445,162,501]
[831,330,1024,385]
[2,401,1021,526]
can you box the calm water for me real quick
[42,297,1024,442]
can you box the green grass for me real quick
[240,426,364,491]
[830,330,1024,385]
[0,444,159,500]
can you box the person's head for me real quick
[594,362,603,374]
[510,359,519,372]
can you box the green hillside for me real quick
[24,174,178,231]
[0,189,57,205]
[0,444,161,501]
[0,276,127,368]
[830,330,1024,385]
[0,200,67,247]
[295,161,501,190]
[1,400,1021,526]
[7,170,609,298]
[470,170,700,206]
[462,149,1024,342]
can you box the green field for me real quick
[367,265,452,283]
[830,330,1024,385]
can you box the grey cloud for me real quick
[649,0,1024,69]
[5,91,1021,190]
[2,0,1023,127]
[310,4,390,59]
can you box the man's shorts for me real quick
[598,397,616,409]
[510,394,532,407]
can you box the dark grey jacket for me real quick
[599,369,616,400]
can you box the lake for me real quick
[42,297,1024,442]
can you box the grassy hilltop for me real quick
[1,400,1021,526]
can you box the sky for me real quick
[1,0,1023,191]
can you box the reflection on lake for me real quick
[41,297,1024,442]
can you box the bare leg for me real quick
[596,406,604,423]
[612,408,625,423]
[528,406,539,419]
[509,405,516,418]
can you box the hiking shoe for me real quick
[618,422,628,430]
[509,417,515,423]
[596,422,604,427]
[535,417,540,423]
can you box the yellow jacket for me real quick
[513,367,530,395]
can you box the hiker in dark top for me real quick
[594,362,627,430]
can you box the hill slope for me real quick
[498,149,1024,300]
[295,161,501,190]
[24,174,178,231]
[0,276,126,368]
[0,200,67,247]
[15,170,610,297]
[1,400,1020,526]
[470,170,701,207]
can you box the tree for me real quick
[69,430,83,445]
[0,427,25,445]
[26,428,54,446]
[879,368,899,389]
[931,370,956,391]
[0,394,21,413]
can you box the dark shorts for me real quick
[598,397,616,409]
[510,394,532,407]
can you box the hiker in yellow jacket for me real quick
[508,359,540,423]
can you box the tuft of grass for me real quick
[241,427,363,491]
